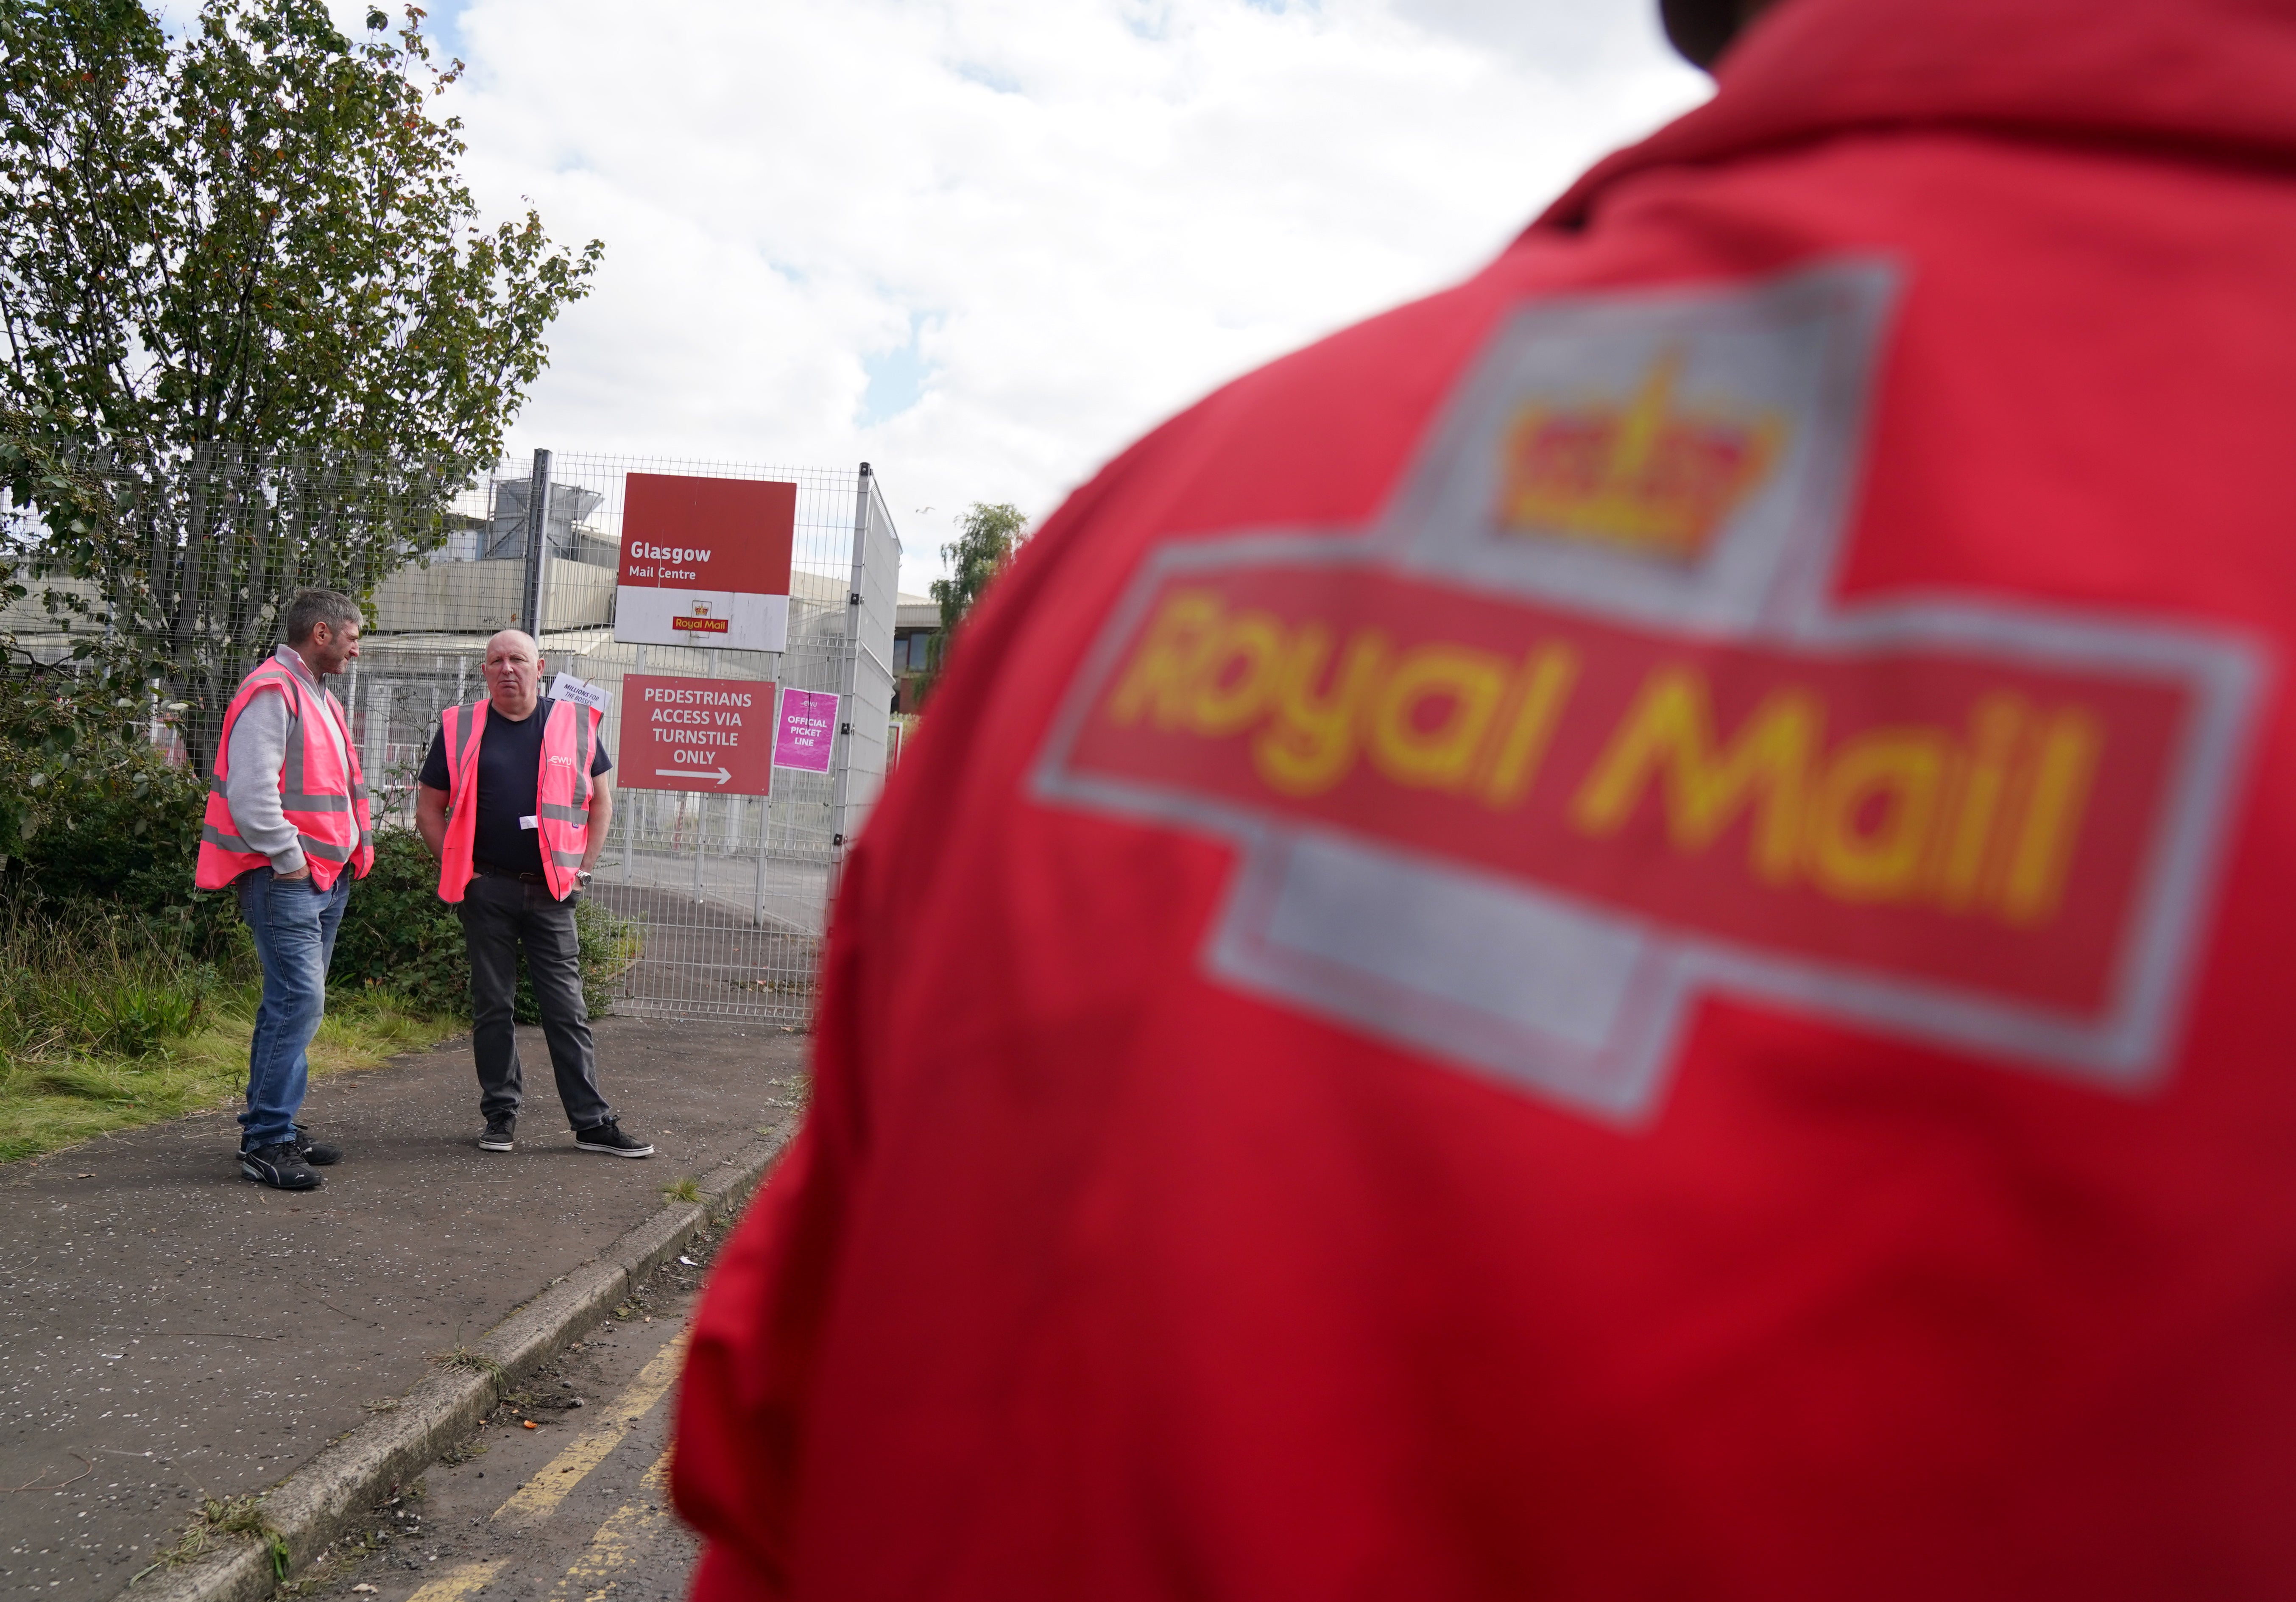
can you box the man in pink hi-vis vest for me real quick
[416,629,651,1160]
[674,0,2296,1595]
[195,589,373,1191]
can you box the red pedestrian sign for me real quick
[620,674,774,795]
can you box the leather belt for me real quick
[471,860,549,884]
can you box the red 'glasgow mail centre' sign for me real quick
[614,475,796,655]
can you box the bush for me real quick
[332,828,639,1021]
[569,893,642,1020]
[329,829,468,1013]
[0,661,638,1023]
[0,659,242,957]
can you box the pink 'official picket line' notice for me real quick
[773,688,839,772]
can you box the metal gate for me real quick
[347,452,901,1024]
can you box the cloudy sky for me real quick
[352,0,1710,591]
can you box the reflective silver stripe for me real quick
[281,713,353,808]
[538,802,589,824]
[278,678,309,797]
[212,663,297,789]
[349,781,371,801]
[299,835,354,863]
[274,676,354,812]
[549,848,585,868]
[201,823,254,853]
[358,829,374,849]
[450,702,485,782]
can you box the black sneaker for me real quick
[240,1140,323,1191]
[573,1119,654,1158]
[293,1123,343,1167]
[478,1116,516,1153]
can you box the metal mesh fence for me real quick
[363,452,900,1022]
[0,444,459,773]
[1,446,901,1025]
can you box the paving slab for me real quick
[0,1017,807,1599]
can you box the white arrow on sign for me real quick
[656,767,734,786]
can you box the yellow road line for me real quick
[549,1452,672,1601]
[491,1331,688,1529]
[403,1558,508,1602]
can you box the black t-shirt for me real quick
[420,698,613,875]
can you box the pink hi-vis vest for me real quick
[435,698,600,903]
[195,658,373,890]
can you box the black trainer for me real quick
[478,1115,515,1153]
[240,1140,323,1191]
[293,1122,343,1167]
[573,1119,654,1159]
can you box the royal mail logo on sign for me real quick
[1033,264,2267,1124]
[614,475,795,653]
[675,598,728,635]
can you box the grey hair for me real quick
[283,589,362,645]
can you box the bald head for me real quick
[482,629,544,720]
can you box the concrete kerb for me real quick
[134,1130,795,1602]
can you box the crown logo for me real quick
[1494,347,1785,561]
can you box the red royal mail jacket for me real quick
[674,0,2296,1596]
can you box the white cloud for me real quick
[413,0,1708,588]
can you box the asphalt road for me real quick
[289,1244,716,1602]
[0,1016,805,1599]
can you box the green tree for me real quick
[925,500,1027,678]
[0,0,600,477]
[0,0,601,763]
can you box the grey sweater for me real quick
[223,646,352,874]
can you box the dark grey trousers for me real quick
[457,873,612,1130]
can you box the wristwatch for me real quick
[577,869,594,887]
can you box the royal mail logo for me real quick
[1498,347,1783,561]
[672,615,730,634]
[1089,572,2158,1013]
[1034,264,2266,1124]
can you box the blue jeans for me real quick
[236,868,350,1150]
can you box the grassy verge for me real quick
[0,910,456,1163]
[0,987,452,1163]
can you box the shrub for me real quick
[0,660,638,1023]
[570,894,641,1019]
[0,658,241,956]
[329,829,469,1013]
[331,828,639,1021]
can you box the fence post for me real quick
[519,448,553,637]
[827,462,872,901]
[622,642,643,883]
[363,680,393,792]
